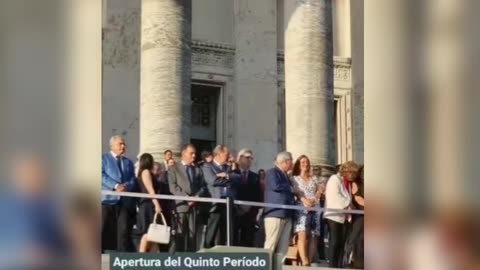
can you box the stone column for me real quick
[233,0,278,171]
[285,0,335,175]
[140,0,192,160]
[67,0,102,190]
[350,0,364,164]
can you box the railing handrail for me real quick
[102,191,364,215]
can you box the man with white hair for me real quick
[263,151,295,255]
[233,148,262,247]
[102,135,137,252]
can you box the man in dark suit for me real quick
[263,151,294,256]
[202,144,241,248]
[101,135,137,252]
[233,148,262,247]
[168,144,209,252]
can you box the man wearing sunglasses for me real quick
[233,148,262,247]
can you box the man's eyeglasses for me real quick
[242,156,254,160]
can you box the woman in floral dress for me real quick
[292,155,323,266]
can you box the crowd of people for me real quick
[102,135,364,268]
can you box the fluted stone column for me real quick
[140,0,192,160]
[285,0,335,175]
[233,0,278,171]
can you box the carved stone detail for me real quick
[103,9,141,69]
[192,40,234,68]
[334,66,350,81]
[277,51,351,83]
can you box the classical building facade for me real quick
[102,0,363,174]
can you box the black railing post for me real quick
[226,196,234,246]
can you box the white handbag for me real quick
[146,213,171,244]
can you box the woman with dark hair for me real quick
[348,165,364,268]
[135,153,162,252]
[291,155,322,266]
[253,169,267,248]
[258,169,266,194]
[197,150,213,167]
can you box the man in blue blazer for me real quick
[102,135,137,252]
[202,144,241,248]
[263,151,294,255]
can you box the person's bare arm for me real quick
[292,181,303,198]
[141,170,162,212]
[291,179,313,207]
[352,182,364,207]
[314,177,325,201]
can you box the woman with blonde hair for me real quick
[324,161,359,268]
[291,155,323,266]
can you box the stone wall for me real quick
[102,0,141,161]
[102,0,364,166]
[351,0,364,164]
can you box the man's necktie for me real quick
[242,170,248,185]
[186,165,195,184]
[116,156,124,181]
[218,164,229,198]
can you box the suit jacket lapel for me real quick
[119,157,125,177]
[176,164,191,194]
[276,167,289,185]
[245,170,251,185]
[108,154,122,179]
[248,171,256,185]
[212,163,222,174]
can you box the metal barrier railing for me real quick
[102,191,364,246]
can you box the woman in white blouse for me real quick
[324,161,359,268]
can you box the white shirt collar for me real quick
[181,160,192,166]
[213,160,223,167]
[276,165,286,174]
[111,151,120,159]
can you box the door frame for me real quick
[334,89,353,164]
[191,78,226,146]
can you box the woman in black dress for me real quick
[135,153,162,252]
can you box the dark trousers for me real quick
[317,213,327,260]
[349,216,364,268]
[174,208,204,252]
[327,219,346,268]
[204,204,226,248]
[102,203,135,252]
[343,221,353,265]
[234,210,256,247]
[253,217,265,248]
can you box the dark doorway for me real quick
[190,83,220,163]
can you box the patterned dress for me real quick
[293,175,322,235]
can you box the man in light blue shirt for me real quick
[102,135,136,252]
